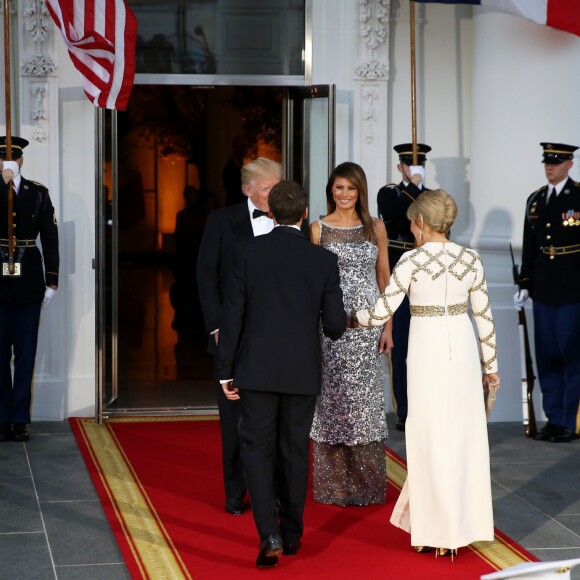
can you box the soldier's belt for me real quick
[540,243,580,257]
[388,240,415,251]
[0,238,36,248]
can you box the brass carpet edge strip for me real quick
[106,424,192,579]
[77,419,149,579]
[79,419,191,580]
[385,448,533,571]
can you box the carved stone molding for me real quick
[21,0,57,76]
[361,87,380,144]
[356,0,390,80]
[355,60,389,80]
[31,84,48,142]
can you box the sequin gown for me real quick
[358,242,497,549]
[310,222,388,506]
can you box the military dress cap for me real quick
[481,557,580,580]
[0,136,29,159]
[394,142,432,165]
[540,142,578,164]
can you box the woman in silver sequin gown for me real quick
[310,162,391,506]
[357,190,499,552]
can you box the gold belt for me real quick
[0,238,37,248]
[540,243,580,256]
[410,303,468,317]
[388,240,415,251]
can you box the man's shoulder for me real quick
[377,183,401,196]
[526,185,547,202]
[22,177,48,192]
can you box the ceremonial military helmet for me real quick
[540,142,578,164]
[394,142,432,166]
[0,136,29,159]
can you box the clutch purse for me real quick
[484,383,498,419]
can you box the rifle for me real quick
[510,243,537,438]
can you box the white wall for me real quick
[11,3,97,420]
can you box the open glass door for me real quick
[285,85,335,221]
[95,108,118,422]
[95,84,335,420]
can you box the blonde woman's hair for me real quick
[241,157,282,187]
[406,189,457,234]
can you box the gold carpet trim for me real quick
[78,418,191,580]
[385,448,534,571]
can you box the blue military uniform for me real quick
[376,143,431,430]
[0,137,59,442]
[519,142,580,443]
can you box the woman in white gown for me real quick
[356,189,499,555]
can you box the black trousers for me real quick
[0,302,42,424]
[214,361,246,503]
[239,389,316,543]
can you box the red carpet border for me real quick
[70,416,538,579]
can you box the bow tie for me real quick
[252,208,269,219]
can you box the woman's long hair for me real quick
[325,162,376,242]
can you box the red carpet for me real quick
[70,416,537,579]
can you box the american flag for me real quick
[46,0,138,111]
[415,0,580,37]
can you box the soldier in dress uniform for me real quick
[514,142,580,443]
[376,143,432,432]
[0,136,59,442]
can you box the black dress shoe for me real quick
[395,416,406,432]
[0,424,12,443]
[12,424,30,442]
[256,534,283,568]
[225,498,245,515]
[549,428,579,443]
[283,541,301,556]
[534,422,558,441]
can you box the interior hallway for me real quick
[0,415,578,579]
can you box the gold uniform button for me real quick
[546,235,551,240]
[546,223,551,228]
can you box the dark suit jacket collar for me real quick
[272,225,306,238]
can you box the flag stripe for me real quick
[46,0,137,111]
[416,0,580,36]
[547,0,580,36]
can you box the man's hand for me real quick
[42,286,57,309]
[513,289,529,310]
[221,380,240,400]
[1,160,19,185]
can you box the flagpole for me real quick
[409,0,418,165]
[3,0,15,275]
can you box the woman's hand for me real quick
[483,373,500,391]
[379,322,393,354]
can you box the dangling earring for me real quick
[419,229,423,240]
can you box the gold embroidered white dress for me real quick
[357,242,497,550]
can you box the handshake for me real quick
[513,289,529,310]
[346,309,360,329]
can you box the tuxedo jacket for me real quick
[218,226,346,395]
[196,200,308,354]
[0,177,59,304]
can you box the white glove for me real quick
[513,289,529,310]
[42,286,57,309]
[409,165,425,181]
[1,160,19,183]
